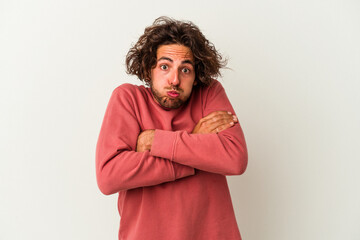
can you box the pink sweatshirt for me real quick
[96,80,248,240]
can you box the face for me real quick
[150,44,196,109]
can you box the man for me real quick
[96,16,248,240]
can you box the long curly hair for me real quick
[126,16,227,86]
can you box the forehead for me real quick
[156,44,194,61]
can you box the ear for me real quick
[193,80,198,86]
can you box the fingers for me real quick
[209,116,237,134]
[192,111,238,134]
[202,111,238,134]
[136,129,155,152]
[201,111,233,122]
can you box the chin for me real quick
[160,98,184,109]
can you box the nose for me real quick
[169,69,180,86]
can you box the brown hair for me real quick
[125,16,227,86]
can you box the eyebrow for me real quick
[158,57,194,66]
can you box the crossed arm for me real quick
[136,111,238,152]
[96,84,247,195]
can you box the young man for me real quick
[96,17,248,240]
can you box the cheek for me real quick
[151,71,164,87]
[182,82,195,95]
[153,71,168,84]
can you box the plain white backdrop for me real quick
[1,0,359,239]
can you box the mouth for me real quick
[167,91,180,98]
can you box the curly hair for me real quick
[126,16,227,86]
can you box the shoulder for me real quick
[107,83,149,110]
[198,79,224,92]
[111,83,149,101]
[199,79,232,113]
[112,83,145,95]
[198,79,225,98]
[208,79,224,91]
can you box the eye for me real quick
[160,65,168,70]
[182,68,190,74]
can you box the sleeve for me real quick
[96,85,195,195]
[150,81,248,176]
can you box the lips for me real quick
[167,91,180,98]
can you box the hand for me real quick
[136,129,155,152]
[192,111,238,134]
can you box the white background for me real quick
[1,0,359,239]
